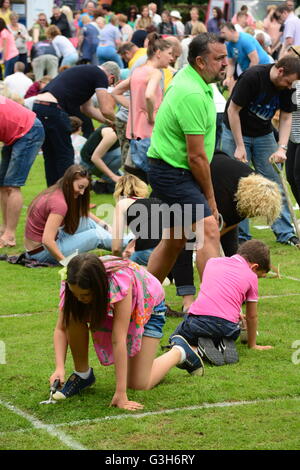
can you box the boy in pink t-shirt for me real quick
[170,240,273,366]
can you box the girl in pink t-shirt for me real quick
[0,18,19,77]
[50,253,208,409]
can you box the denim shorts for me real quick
[170,314,241,346]
[148,158,211,227]
[130,248,154,266]
[0,118,45,187]
[143,300,167,339]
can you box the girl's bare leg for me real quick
[66,318,90,372]
[128,336,181,390]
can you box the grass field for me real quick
[0,155,300,451]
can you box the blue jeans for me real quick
[130,138,151,173]
[130,248,154,266]
[61,52,79,67]
[0,118,45,187]
[96,45,123,68]
[26,217,112,265]
[82,147,121,191]
[143,300,167,339]
[221,125,295,243]
[4,55,18,77]
[171,314,241,346]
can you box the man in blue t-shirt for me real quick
[220,22,271,86]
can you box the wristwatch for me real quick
[279,144,288,151]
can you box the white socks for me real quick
[173,346,186,364]
[75,368,91,379]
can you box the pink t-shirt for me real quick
[0,96,36,146]
[25,189,68,242]
[0,28,19,61]
[126,65,163,140]
[189,255,258,324]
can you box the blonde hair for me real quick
[255,21,264,30]
[235,173,282,224]
[61,5,73,24]
[0,81,24,105]
[113,174,149,200]
[191,21,207,35]
[117,13,128,23]
[244,26,255,36]
[46,25,61,38]
[81,14,91,24]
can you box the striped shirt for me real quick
[291,81,300,144]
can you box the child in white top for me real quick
[69,116,87,165]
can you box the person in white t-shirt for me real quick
[211,83,226,149]
[234,11,247,33]
[148,3,161,27]
[46,24,78,67]
[3,61,32,98]
[170,10,184,37]
[69,116,87,165]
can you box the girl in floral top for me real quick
[51,253,166,410]
[51,253,205,409]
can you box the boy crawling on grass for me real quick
[170,239,273,367]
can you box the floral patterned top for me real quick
[59,256,165,366]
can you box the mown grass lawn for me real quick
[0,156,300,450]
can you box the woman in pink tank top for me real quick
[112,32,173,175]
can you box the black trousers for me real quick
[33,102,74,187]
[286,140,300,207]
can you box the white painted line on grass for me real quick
[0,310,55,319]
[282,275,300,282]
[2,291,300,320]
[54,396,300,429]
[260,293,300,299]
[1,396,300,439]
[0,399,87,450]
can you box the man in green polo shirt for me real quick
[147,33,227,283]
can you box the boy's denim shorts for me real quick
[143,300,167,339]
[148,158,212,227]
[170,314,241,346]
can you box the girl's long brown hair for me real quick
[27,165,91,234]
[63,253,109,331]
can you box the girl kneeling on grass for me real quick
[24,165,112,265]
[51,254,205,410]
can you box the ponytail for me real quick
[147,32,171,58]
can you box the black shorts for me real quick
[148,158,211,229]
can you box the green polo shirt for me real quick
[147,65,216,169]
